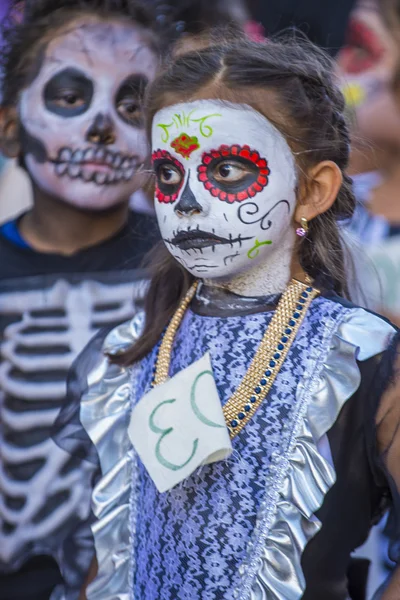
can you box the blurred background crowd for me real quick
[1,0,400,599]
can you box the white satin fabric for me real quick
[81,314,144,600]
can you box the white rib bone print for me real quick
[0,277,146,583]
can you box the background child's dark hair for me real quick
[150,0,249,36]
[0,0,161,108]
[116,35,356,366]
[0,0,248,108]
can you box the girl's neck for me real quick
[19,186,129,255]
[204,233,305,298]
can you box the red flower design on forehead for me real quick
[171,133,200,159]
[197,144,270,203]
[152,149,184,204]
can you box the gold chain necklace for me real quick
[153,278,319,439]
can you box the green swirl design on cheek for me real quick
[247,239,272,259]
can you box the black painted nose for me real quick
[86,113,116,145]
[174,179,203,216]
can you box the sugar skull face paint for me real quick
[19,18,158,210]
[152,100,298,293]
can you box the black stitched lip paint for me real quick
[168,230,253,250]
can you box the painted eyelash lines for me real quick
[53,146,137,185]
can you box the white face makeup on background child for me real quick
[152,100,298,296]
[19,19,158,211]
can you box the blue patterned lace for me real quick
[131,298,344,599]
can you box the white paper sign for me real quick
[128,352,232,493]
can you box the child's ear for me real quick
[0,107,21,158]
[295,160,342,224]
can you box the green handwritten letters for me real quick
[157,110,222,145]
[150,370,223,471]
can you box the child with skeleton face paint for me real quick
[1,9,158,225]
[56,38,400,600]
[0,2,164,599]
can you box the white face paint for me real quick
[19,18,158,211]
[152,100,298,296]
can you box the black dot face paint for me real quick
[44,68,94,118]
[115,74,149,128]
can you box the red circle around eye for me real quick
[196,144,270,203]
[152,149,184,204]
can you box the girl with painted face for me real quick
[58,38,400,600]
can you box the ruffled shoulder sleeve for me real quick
[53,313,145,598]
[238,304,398,600]
[53,313,144,461]
[78,313,144,599]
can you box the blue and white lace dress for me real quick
[78,292,398,600]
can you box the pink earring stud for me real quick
[296,217,309,237]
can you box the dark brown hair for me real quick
[118,35,357,366]
[0,0,163,108]
[0,0,248,108]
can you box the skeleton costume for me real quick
[0,210,156,599]
[55,100,400,600]
[0,10,159,600]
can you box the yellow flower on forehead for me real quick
[342,82,366,108]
